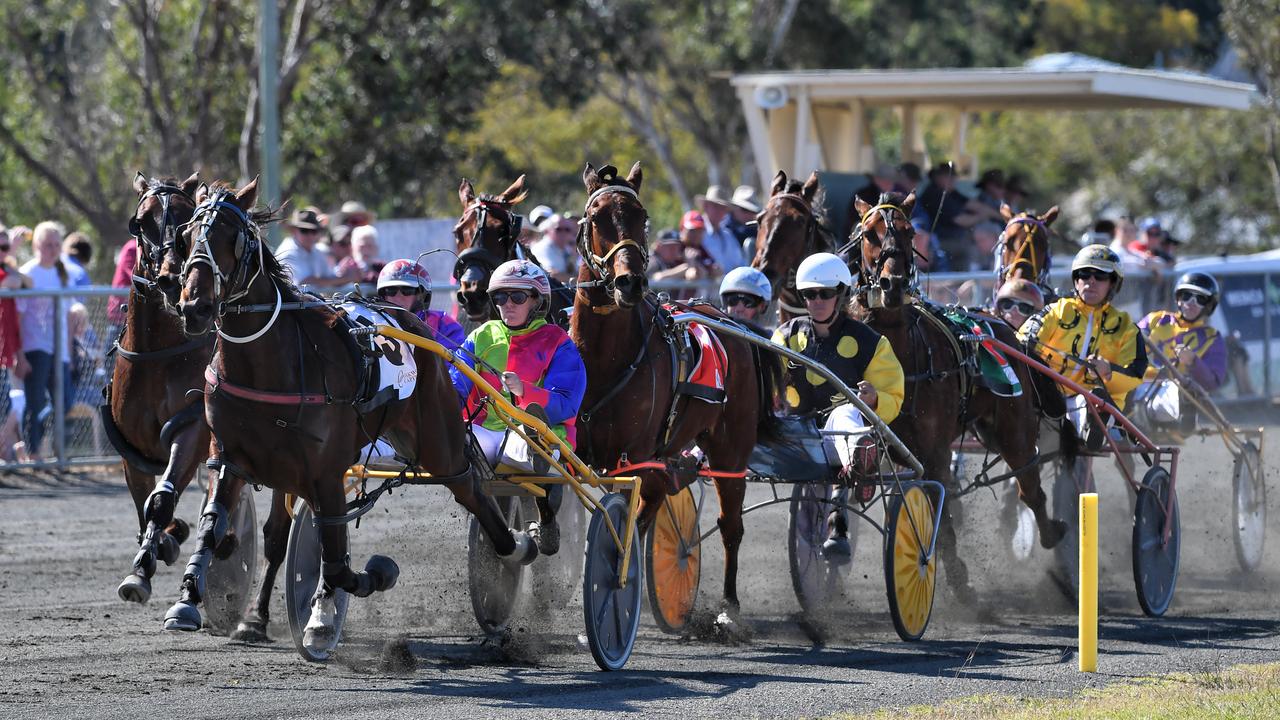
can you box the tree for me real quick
[1223,0,1280,217]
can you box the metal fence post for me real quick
[53,290,66,469]
[1265,273,1273,399]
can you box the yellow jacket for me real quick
[1019,295,1147,409]
[771,314,905,424]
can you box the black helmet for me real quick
[1173,271,1219,315]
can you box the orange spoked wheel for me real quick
[645,486,701,634]
[883,485,936,642]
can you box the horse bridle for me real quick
[576,183,649,292]
[129,180,194,291]
[843,202,917,295]
[452,197,526,281]
[758,192,820,315]
[997,215,1050,285]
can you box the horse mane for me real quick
[202,181,302,305]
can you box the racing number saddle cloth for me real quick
[936,306,1022,398]
[339,301,419,413]
[662,304,730,404]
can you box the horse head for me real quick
[172,179,268,337]
[131,172,200,310]
[752,170,820,307]
[850,192,917,309]
[998,203,1058,286]
[580,162,648,308]
[453,175,529,322]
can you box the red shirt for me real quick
[109,239,138,323]
[0,266,20,367]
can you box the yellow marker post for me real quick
[1079,492,1099,672]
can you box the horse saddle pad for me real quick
[938,307,1022,398]
[340,301,419,411]
[678,320,729,404]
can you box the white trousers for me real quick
[472,424,557,473]
[822,404,872,468]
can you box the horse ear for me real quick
[801,172,819,202]
[770,170,787,196]
[1043,205,1060,226]
[625,161,643,193]
[583,163,601,192]
[999,202,1015,221]
[180,172,200,197]
[133,172,148,195]
[233,177,259,211]
[853,195,871,219]
[195,183,209,203]
[901,192,916,217]
[500,175,529,205]
[459,178,476,207]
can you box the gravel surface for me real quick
[0,418,1275,719]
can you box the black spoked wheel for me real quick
[787,482,847,619]
[527,491,587,610]
[1052,456,1092,600]
[204,484,258,635]
[1132,466,1180,617]
[284,499,350,662]
[1232,442,1266,573]
[468,496,525,634]
[582,493,642,671]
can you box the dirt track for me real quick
[0,414,1276,719]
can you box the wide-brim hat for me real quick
[730,185,761,213]
[337,200,376,226]
[695,185,731,207]
[287,207,323,230]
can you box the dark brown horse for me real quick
[996,203,1059,290]
[751,171,833,323]
[453,176,571,326]
[570,162,780,616]
[844,191,1067,597]
[161,179,536,652]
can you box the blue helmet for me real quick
[719,266,772,302]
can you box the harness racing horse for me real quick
[571,162,780,618]
[844,192,1068,598]
[995,204,1059,295]
[160,179,538,652]
[751,170,834,323]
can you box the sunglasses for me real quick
[996,297,1037,315]
[492,290,532,306]
[1175,290,1209,306]
[800,288,839,302]
[0,244,9,252]
[383,287,419,297]
[1073,269,1113,283]
[722,293,762,309]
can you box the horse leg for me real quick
[162,461,234,631]
[117,425,203,604]
[532,483,564,556]
[1009,459,1066,549]
[447,470,538,565]
[711,477,746,616]
[231,489,289,643]
[926,443,976,603]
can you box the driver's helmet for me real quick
[490,259,551,316]
[719,266,772,303]
[795,252,853,291]
[377,259,431,294]
[1070,244,1124,297]
[1173,271,1220,315]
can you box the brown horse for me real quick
[161,179,537,652]
[751,170,834,323]
[996,203,1059,292]
[570,162,780,616]
[453,176,571,326]
[844,191,1067,597]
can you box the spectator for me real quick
[853,163,898,207]
[528,205,555,231]
[914,163,984,272]
[975,169,1006,213]
[971,221,1002,272]
[728,185,761,257]
[1079,218,1115,248]
[67,302,104,407]
[648,230,691,283]
[337,200,375,228]
[17,221,77,460]
[697,185,745,273]
[895,162,923,194]
[679,211,716,278]
[327,224,354,269]
[0,227,31,460]
[109,235,138,325]
[276,207,351,288]
[1154,230,1181,264]
[6,226,32,264]
[336,225,384,284]
[910,217,947,272]
[61,232,94,286]
[1005,174,1031,211]
[529,214,579,283]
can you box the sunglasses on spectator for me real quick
[0,244,9,252]
[800,288,839,302]
[383,287,419,297]
[298,228,321,235]
[996,297,1037,315]
[1072,269,1113,283]
[722,293,762,309]
[1175,290,1209,306]
[492,290,532,306]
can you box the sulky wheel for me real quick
[284,499,350,662]
[527,491,587,611]
[1232,442,1266,573]
[1052,456,1093,601]
[204,484,259,636]
[468,496,525,634]
[582,492,643,671]
[787,482,847,618]
[883,485,937,641]
[645,486,701,634]
[1132,466,1181,617]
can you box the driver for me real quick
[993,278,1045,332]
[1020,244,1147,449]
[771,252,904,557]
[718,266,772,325]
[376,259,465,350]
[1133,272,1227,432]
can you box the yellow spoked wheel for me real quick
[883,485,936,642]
[645,486,701,634]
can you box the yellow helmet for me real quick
[1070,244,1123,297]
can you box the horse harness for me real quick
[762,192,827,317]
[575,182,649,296]
[128,179,194,294]
[452,196,527,282]
[996,215,1051,287]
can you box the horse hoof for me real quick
[166,517,190,546]
[302,625,337,657]
[213,531,239,561]
[503,531,539,567]
[117,574,152,604]
[231,619,271,643]
[529,519,560,557]
[820,536,852,565]
[1041,519,1068,549]
[364,555,400,593]
[156,533,181,566]
[163,601,202,632]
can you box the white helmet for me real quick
[795,252,853,291]
[719,266,772,302]
[490,259,551,317]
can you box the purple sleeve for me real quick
[440,315,466,351]
[1189,333,1228,391]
